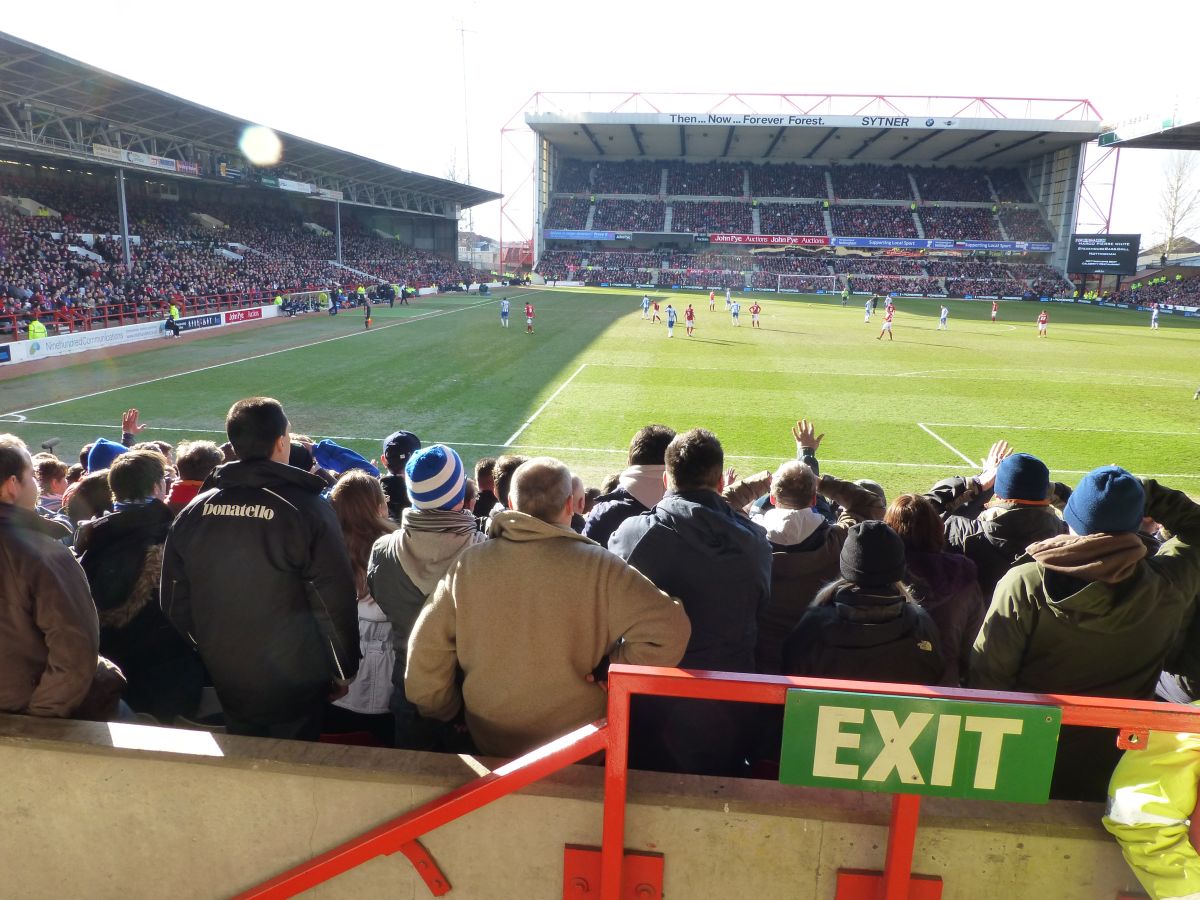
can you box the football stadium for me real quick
[3,25,1200,900]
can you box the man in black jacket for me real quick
[379,430,421,522]
[161,398,359,740]
[609,428,772,776]
[582,424,675,548]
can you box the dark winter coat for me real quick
[161,459,360,724]
[380,473,410,522]
[76,500,204,720]
[781,583,946,686]
[581,487,649,549]
[904,548,986,686]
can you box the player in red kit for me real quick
[749,301,762,328]
[1037,309,1048,338]
[651,300,661,323]
[991,301,998,323]
[876,303,895,341]
[684,303,696,336]
[525,302,535,334]
[708,289,716,311]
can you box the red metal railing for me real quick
[236,665,1200,900]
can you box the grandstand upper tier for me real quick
[527,100,1102,288]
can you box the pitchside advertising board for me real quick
[1067,234,1140,275]
[780,690,1062,803]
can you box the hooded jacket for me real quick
[1104,704,1200,900]
[0,503,99,717]
[161,459,360,724]
[904,548,985,687]
[404,510,690,758]
[782,584,946,686]
[925,476,1066,598]
[76,500,203,720]
[581,464,667,548]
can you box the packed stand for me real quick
[751,272,837,291]
[846,275,942,295]
[544,197,592,230]
[757,203,827,236]
[918,207,1003,240]
[830,163,912,200]
[666,161,744,197]
[748,163,829,198]
[591,199,665,231]
[592,160,663,195]
[911,166,993,202]
[661,252,747,271]
[670,201,753,234]
[999,208,1054,242]
[829,204,918,238]
[832,256,927,276]
[554,159,593,193]
[659,269,746,289]
[988,168,1033,202]
[943,277,1027,298]
[1114,274,1200,307]
[754,255,833,275]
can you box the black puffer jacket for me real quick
[161,460,359,724]
[904,548,985,686]
[781,584,946,686]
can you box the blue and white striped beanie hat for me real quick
[405,444,467,510]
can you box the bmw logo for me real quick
[925,118,935,127]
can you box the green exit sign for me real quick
[780,690,1062,803]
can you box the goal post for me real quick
[776,274,841,294]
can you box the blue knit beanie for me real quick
[993,453,1050,503]
[405,444,466,510]
[312,440,380,477]
[1063,466,1144,535]
[87,437,127,473]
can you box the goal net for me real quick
[776,274,840,294]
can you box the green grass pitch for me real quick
[1,287,1197,498]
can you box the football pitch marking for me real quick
[921,421,1198,437]
[6,416,1200,480]
[502,363,589,447]
[0,296,509,419]
[917,422,980,468]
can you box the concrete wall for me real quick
[0,715,1143,899]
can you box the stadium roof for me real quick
[1099,102,1200,150]
[0,31,499,209]
[528,111,1100,166]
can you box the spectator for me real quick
[161,397,360,741]
[65,469,114,527]
[970,467,1200,800]
[924,444,1066,598]
[165,440,225,515]
[748,420,884,675]
[324,470,398,746]
[75,449,203,721]
[472,456,499,520]
[379,430,421,522]
[582,424,676,548]
[609,429,772,776]
[32,453,69,515]
[0,434,101,719]
[405,457,690,757]
[492,454,529,516]
[781,520,946,684]
[884,493,985,686]
[370,444,487,750]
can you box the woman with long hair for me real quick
[781,520,945,686]
[884,493,986,686]
[326,470,398,745]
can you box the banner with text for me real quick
[710,233,829,246]
[833,236,1052,252]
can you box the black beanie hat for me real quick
[840,521,907,588]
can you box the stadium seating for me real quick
[988,169,1033,203]
[757,203,827,236]
[846,275,942,295]
[830,164,912,200]
[918,207,1003,241]
[544,197,591,230]
[666,161,744,197]
[593,160,662,195]
[591,199,665,231]
[998,208,1053,242]
[912,166,993,202]
[554,159,593,194]
[660,269,745,289]
[754,255,832,275]
[832,257,927,276]
[670,201,753,234]
[943,277,1027,298]
[749,163,829,198]
[830,205,919,238]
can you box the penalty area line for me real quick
[503,363,589,447]
[917,422,979,468]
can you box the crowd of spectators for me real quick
[544,197,591,230]
[943,277,1027,298]
[10,405,1193,810]
[999,208,1054,242]
[593,161,663,195]
[749,163,829,198]
[660,252,745,272]
[912,166,993,202]
[591,199,665,231]
[988,168,1033,203]
[845,275,942,295]
[757,203,827,236]
[553,160,593,194]
[670,201,753,234]
[666,161,744,197]
[754,254,832,275]
[830,164,913,200]
[924,259,1016,279]
[659,269,745,289]
[918,207,1003,241]
[1113,274,1200,307]
[829,205,919,238]
[750,272,836,291]
[832,256,926,276]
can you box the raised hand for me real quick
[978,439,1012,491]
[792,419,825,452]
[122,408,146,434]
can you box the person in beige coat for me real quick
[405,457,691,758]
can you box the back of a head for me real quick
[405,444,467,510]
[226,397,288,462]
[329,469,393,582]
[771,460,816,509]
[839,520,907,588]
[175,440,225,483]
[108,450,166,503]
[32,453,68,488]
[474,456,497,488]
[1064,466,1145,536]
[628,424,676,466]
[68,470,114,524]
[665,428,723,492]
[993,453,1050,504]
[494,454,529,508]
[0,434,30,486]
[511,457,572,524]
[884,493,945,553]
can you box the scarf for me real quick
[1026,532,1147,585]
[395,507,486,594]
[618,464,667,510]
